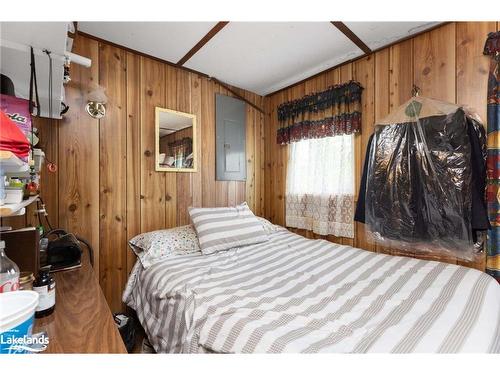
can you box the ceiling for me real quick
[0,22,69,118]
[79,22,440,96]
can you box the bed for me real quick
[123,226,500,353]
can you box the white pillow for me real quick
[189,202,269,255]
[129,225,200,268]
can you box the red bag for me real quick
[0,94,32,135]
[0,109,30,159]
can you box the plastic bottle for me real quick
[0,240,20,293]
[33,265,55,318]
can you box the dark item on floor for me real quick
[113,313,137,353]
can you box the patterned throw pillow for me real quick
[129,225,201,268]
[189,202,269,255]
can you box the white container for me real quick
[31,149,45,173]
[4,188,24,204]
[0,291,39,354]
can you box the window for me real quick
[285,134,355,238]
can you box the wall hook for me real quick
[411,84,421,97]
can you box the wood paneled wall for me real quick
[264,22,499,269]
[3,34,265,312]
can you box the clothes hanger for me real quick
[406,85,422,117]
[411,84,421,97]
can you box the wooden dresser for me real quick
[33,251,127,353]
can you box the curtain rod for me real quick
[0,38,92,67]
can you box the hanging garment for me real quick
[354,96,488,261]
[484,31,500,282]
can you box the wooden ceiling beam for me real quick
[177,21,229,66]
[331,21,372,55]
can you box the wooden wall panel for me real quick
[374,49,390,122]
[125,52,141,276]
[264,22,495,271]
[264,94,272,220]
[353,55,375,251]
[245,93,256,212]
[164,65,179,227]
[256,96,266,216]
[140,57,166,233]
[200,79,217,207]
[325,67,341,86]
[214,86,229,208]
[456,22,495,123]
[389,39,414,110]
[268,90,287,225]
[176,70,196,225]
[98,43,128,312]
[58,36,101,277]
[36,117,59,228]
[190,74,203,211]
[413,23,456,102]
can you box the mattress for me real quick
[123,228,500,353]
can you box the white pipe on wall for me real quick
[64,51,92,68]
[0,39,92,67]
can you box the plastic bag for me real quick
[363,96,486,261]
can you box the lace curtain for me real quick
[286,134,355,238]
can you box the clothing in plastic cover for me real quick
[355,96,489,261]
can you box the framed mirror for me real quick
[155,107,197,172]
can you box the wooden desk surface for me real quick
[34,251,127,353]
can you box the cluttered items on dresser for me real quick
[354,95,489,261]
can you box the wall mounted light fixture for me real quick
[85,101,106,119]
[86,83,107,119]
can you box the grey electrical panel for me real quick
[216,94,246,181]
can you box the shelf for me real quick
[0,150,29,174]
[0,195,39,218]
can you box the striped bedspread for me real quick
[123,228,500,353]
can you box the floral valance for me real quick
[276,80,363,145]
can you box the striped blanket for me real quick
[123,228,500,353]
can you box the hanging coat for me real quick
[354,97,488,258]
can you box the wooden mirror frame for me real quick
[155,107,197,173]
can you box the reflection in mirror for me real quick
[156,108,197,172]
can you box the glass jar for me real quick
[33,265,55,318]
[19,271,35,290]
